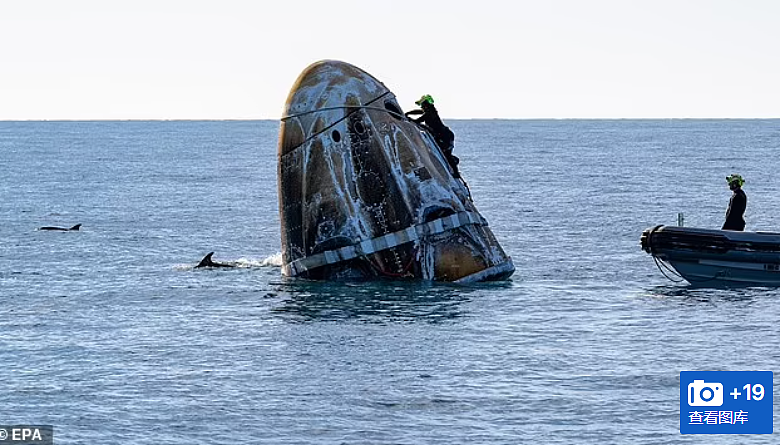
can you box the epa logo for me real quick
[688,380,723,406]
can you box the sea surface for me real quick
[1,120,778,444]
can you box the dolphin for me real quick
[277,60,514,282]
[39,224,81,231]
[195,252,235,268]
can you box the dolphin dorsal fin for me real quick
[70,224,82,231]
[196,252,216,268]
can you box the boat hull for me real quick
[641,225,780,286]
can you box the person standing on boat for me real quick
[722,174,747,231]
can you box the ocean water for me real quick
[0,120,778,444]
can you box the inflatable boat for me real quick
[641,225,780,286]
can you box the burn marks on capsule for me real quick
[278,60,514,281]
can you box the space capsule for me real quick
[277,60,514,282]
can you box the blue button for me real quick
[680,371,773,434]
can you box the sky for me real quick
[1,0,778,120]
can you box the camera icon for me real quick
[688,380,723,406]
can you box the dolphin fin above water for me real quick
[39,224,81,231]
[195,252,235,269]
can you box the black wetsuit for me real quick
[722,188,747,231]
[408,105,459,176]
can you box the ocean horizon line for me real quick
[1,117,778,123]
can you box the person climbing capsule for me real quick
[405,95,460,178]
[722,174,747,231]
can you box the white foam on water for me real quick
[235,252,283,268]
[259,252,284,267]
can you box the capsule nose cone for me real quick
[283,60,388,119]
[279,60,393,158]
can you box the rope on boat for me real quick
[652,255,686,283]
[652,255,723,284]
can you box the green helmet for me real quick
[726,174,745,187]
[415,94,434,106]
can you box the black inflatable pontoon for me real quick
[641,225,780,286]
